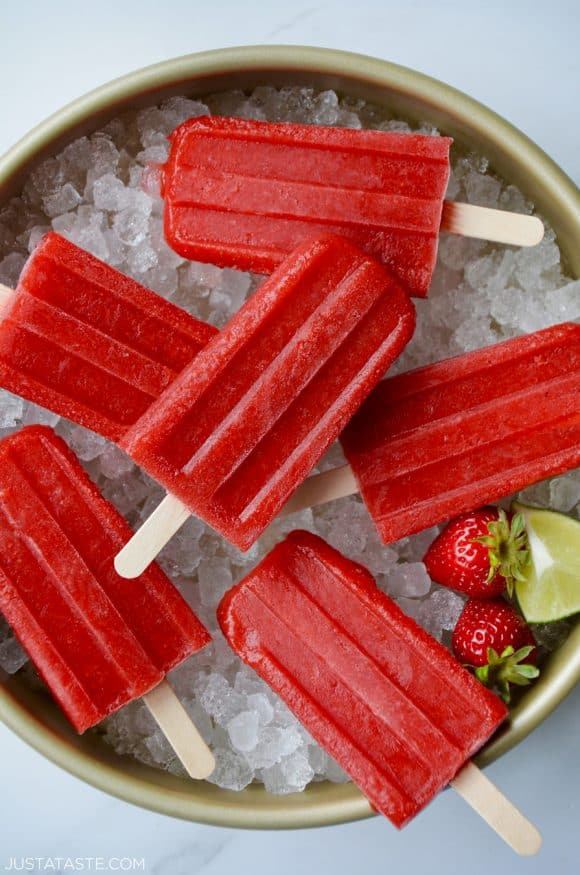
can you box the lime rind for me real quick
[512,501,580,623]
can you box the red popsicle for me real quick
[160,116,451,297]
[0,425,210,734]
[0,233,217,441]
[340,322,580,544]
[120,234,416,555]
[218,530,508,828]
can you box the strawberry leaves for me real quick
[473,644,540,703]
[473,509,530,597]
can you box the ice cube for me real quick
[262,750,314,794]
[51,211,76,235]
[59,137,93,181]
[438,235,484,271]
[245,725,303,769]
[27,225,52,253]
[418,588,466,640]
[101,229,126,266]
[261,763,286,794]
[143,264,177,297]
[160,96,210,127]
[515,236,560,289]
[313,90,340,126]
[63,212,109,261]
[197,559,233,608]
[208,748,254,791]
[395,596,423,622]
[99,444,134,479]
[90,134,120,175]
[247,693,274,726]
[29,158,65,196]
[197,672,229,714]
[545,280,580,322]
[308,744,328,774]
[112,208,149,247]
[379,119,412,134]
[464,172,502,208]
[0,252,26,287]
[66,427,108,462]
[234,669,267,697]
[227,711,260,752]
[465,254,498,291]
[325,756,350,783]
[549,474,580,512]
[387,562,432,598]
[21,403,60,428]
[126,242,158,274]
[518,479,553,508]
[43,183,83,219]
[141,729,177,769]
[199,674,245,726]
[0,394,23,428]
[397,527,440,564]
[499,185,533,215]
[0,626,28,674]
[93,174,132,211]
[280,750,315,791]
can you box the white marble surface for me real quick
[0,1,579,873]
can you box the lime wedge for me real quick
[512,501,580,623]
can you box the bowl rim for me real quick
[0,44,578,830]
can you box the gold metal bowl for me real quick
[0,45,578,828]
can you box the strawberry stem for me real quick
[473,509,531,597]
[467,644,539,703]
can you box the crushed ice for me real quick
[0,86,577,792]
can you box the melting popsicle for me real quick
[282,323,580,541]
[218,530,540,853]
[0,425,214,778]
[0,232,217,441]
[159,115,543,298]
[117,234,416,571]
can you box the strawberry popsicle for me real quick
[0,426,211,755]
[120,234,416,554]
[338,322,580,543]
[160,116,452,297]
[218,530,508,828]
[0,232,217,441]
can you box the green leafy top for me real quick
[473,645,539,703]
[473,509,530,596]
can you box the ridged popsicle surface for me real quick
[122,235,416,550]
[0,426,210,732]
[162,117,451,298]
[341,322,580,543]
[0,233,217,441]
[218,531,507,827]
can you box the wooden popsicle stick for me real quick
[115,465,359,579]
[441,202,544,247]
[114,494,190,578]
[280,464,358,516]
[451,761,542,856]
[142,679,215,780]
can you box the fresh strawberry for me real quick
[424,507,530,598]
[452,598,539,703]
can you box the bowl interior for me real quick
[0,46,578,828]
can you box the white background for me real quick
[0,2,579,874]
